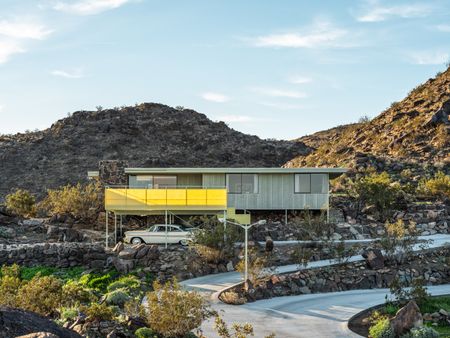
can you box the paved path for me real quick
[180,234,450,337]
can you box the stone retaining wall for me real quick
[0,242,110,269]
[220,248,450,304]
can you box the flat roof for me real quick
[124,167,348,175]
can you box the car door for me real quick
[168,226,184,243]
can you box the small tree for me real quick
[235,248,273,284]
[5,189,36,217]
[380,219,420,263]
[352,171,399,221]
[146,279,213,338]
[41,182,102,222]
[0,264,22,307]
[418,171,450,199]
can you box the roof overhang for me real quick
[124,167,348,178]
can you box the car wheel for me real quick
[179,239,189,246]
[131,237,143,245]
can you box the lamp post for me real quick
[219,218,267,282]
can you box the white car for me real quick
[124,224,193,245]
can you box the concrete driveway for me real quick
[180,234,450,337]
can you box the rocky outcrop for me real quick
[0,103,310,198]
[0,307,82,338]
[286,66,450,171]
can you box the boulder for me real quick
[118,247,137,260]
[362,249,385,270]
[0,307,82,338]
[16,333,59,338]
[113,257,134,274]
[390,300,423,336]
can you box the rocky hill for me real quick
[286,67,450,175]
[0,103,310,197]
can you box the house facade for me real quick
[92,163,347,226]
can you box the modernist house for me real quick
[90,165,347,245]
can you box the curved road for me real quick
[180,234,450,337]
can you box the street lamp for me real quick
[219,218,267,282]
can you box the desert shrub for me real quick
[380,220,420,262]
[352,171,400,221]
[59,306,79,322]
[62,280,96,307]
[107,275,141,293]
[219,291,246,305]
[0,264,22,307]
[82,302,115,322]
[79,270,118,292]
[291,245,313,268]
[389,277,430,307]
[124,298,146,318]
[369,317,395,338]
[146,279,213,337]
[135,327,158,338]
[235,248,273,283]
[41,182,102,222]
[191,216,243,262]
[17,275,63,316]
[5,189,36,217]
[105,289,131,306]
[418,171,450,199]
[400,327,439,338]
[291,209,330,239]
[214,315,276,338]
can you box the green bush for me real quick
[62,280,96,307]
[400,327,439,338]
[107,275,141,293]
[16,275,63,316]
[79,270,118,292]
[82,302,115,322]
[5,189,36,217]
[418,171,450,199]
[20,266,58,281]
[135,327,158,338]
[40,182,102,222]
[0,264,22,307]
[105,289,131,306]
[59,306,79,322]
[352,171,400,221]
[369,317,395,338]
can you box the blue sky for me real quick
[0,0,449,140]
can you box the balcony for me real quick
[105,187,227,213]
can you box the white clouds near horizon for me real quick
[409,51,449,65]
[53,0,135,15]
[200,92,230,103]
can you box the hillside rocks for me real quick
[286,66,450,171]
[220,248,450,304]
[0,103,310,198]
[0,307,82,338]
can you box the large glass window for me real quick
[153,176,177,188]
[294,174,328,193]
[227,174,258,194]
[128,175,177,188]
[294,174,311,193]
[311,174,328,193]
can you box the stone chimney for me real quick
[98,160,129,186]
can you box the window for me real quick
[153,176,177,188]
[294,174,311,193]
[226,174,258,194]
[311,174,328,193]
[128,175,177,188]
[294,174,328,194]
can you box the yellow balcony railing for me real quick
[105,188,227,212]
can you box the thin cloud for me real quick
[355,2,432,22]
[436,24,450,32]
[0,20,53,40]
[201,92,230,103]
[251,87,307,99]
[249,21,350,49]
[259,102,305,110]
[51,68,85,79]
[217,115,253,123]
[0,40,25,64]
[53,0,134,15]
[0,104,3,112]
[289,76,312,84]
[409,51,449,65]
